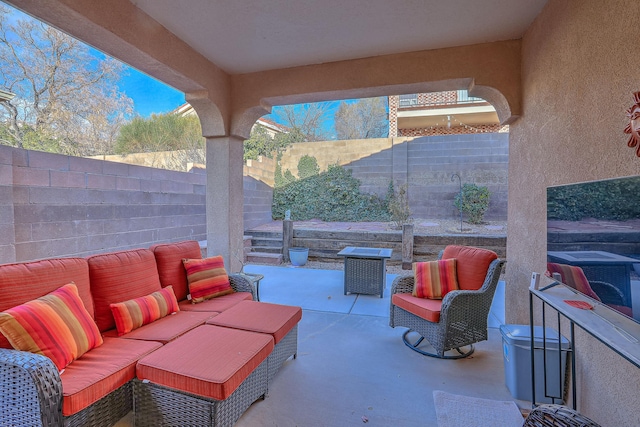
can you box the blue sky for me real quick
[118,67,185,117]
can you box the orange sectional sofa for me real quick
[0,240,301,427]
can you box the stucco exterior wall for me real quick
[509,1,640,424]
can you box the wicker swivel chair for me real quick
[389,245,504,359]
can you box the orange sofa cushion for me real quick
[103,310,214,344]
[441,245,498,291]
[88,249,162,332]
[0,283,103,371]
[61,336,161,416]
[206,301,302,344]
[151,240,202,301]
[0,258,92,349]
[136,325,274,401]
[179,291,252,313]
[392,293,442,323]
[110,286,180,336]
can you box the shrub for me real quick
[272,164,390,221]
[297,155,320,179]
[454,183,490,224]
[387,181,412,228]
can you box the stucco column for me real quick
[206,136,244,272]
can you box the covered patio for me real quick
[212,265,512,426]
[2,1,640,425]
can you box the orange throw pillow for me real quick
[110,286,180,336]
[0,283,103,371]
[183,256,234,303]
[412,259,459,299]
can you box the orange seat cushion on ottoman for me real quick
[136,325,273,401]
[206,300,302,382]
[134,325,273,426]
[205,301,302,344]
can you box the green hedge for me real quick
[272,164,390,221]
[547,176,640,221]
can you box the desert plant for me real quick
[387,181,412,228]
[454,183,490,224]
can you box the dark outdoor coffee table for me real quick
[337,246,393,298]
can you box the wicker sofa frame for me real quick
[0,274,256,427]
[523,404,601,427]
[389,251,505,359]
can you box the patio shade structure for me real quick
[3,1,640,425]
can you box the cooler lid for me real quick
[500,324,570,349]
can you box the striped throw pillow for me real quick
[183,256,234,303]
[110,286,180,336]
[412,259,459,299]
[0,283,103,371]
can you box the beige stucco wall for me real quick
[508,1,640,424]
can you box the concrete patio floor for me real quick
[235,264,523,426]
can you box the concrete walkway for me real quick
[236,264,517,427]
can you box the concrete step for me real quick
[251,236,283,247]
[250,245,282,254]
[245,251,282,265]
[245,230,283,239]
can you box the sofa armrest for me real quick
[229,273,257,300]
[0,348,63,427]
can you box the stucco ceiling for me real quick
[130,0,548,74]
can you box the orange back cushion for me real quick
[88,249,162,332]
[0,258,92,349]
[151,240,202,301]
[441,245,498,291]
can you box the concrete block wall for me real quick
[243,156,277,230]
[1,145,206,264]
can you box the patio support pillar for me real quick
[205,135,244,273]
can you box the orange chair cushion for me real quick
[183,256,234,303]
[61,336,161,416]
[0,258,92,349]
[88,249,162,332]
[136,325,274,401]
[102,310,214,344]
[151,240,202,302]
[392,293,442,323]
[0,283,103,371]
[179,291,252,312]
[412,259,459,299]
[110,286,180,336]
[441,245,498,291]
[206,300,302,344]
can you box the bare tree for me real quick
[0,5,133,155]
[334,97,388,140]
[272,102,331,141]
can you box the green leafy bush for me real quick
[454,183,490,224]
[272,164,390,221]
[297,155,320,178]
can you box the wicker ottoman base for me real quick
[267,324,298,383]
[133,358,268,427]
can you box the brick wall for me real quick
[0,144,206,263]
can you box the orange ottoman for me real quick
[134,325,273,427]
[206,300,302,382]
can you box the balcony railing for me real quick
[398,91,485,108]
